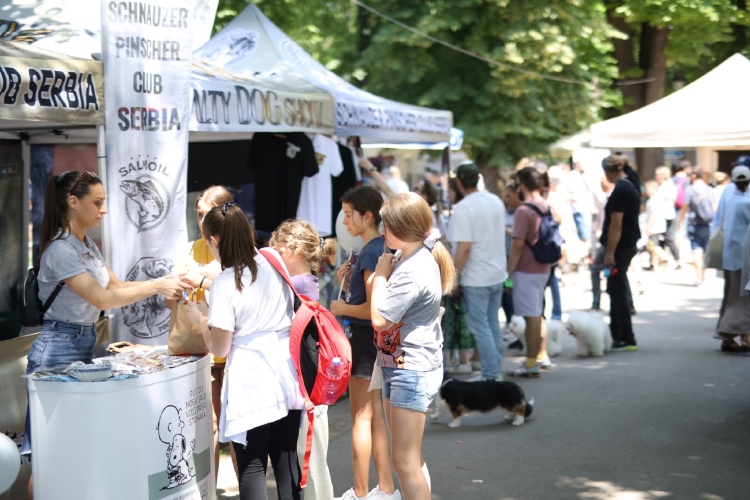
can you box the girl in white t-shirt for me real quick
[371,193,456,500]
[202,203,304,500]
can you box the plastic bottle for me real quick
[504,277,513,289]
[343,319,352,339]
[322,357,344,405]
[603,266,619,278]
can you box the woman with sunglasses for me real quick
[23,171,189,495]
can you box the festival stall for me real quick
[589,53,750,171]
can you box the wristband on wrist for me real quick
[199,277,206,288]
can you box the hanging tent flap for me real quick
[0,42,103,125]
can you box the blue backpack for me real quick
[523,203,563,264]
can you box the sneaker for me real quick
[538,356,552,370]
[367,486,403,499]
[447,364,472,375]
[612,340,638,351]
[507,363,541,378]
[502,327,517,341]
[337,488,367,500]
[467,374,503,382]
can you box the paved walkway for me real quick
[219,267,750,499]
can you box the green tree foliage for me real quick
[215,0,750,180]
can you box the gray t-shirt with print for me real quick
[375,246,443,371]
[39,233,109,325]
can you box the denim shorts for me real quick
[688,224,710,252]
[22,320,97,454]
[381,366,443,413]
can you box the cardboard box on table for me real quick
[27,355,215,500]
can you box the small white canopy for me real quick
[193,5,452,142]
[590,54,750,148]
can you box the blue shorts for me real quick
[22,320,97,454]
[688,224,710,253]
[381,366,443,413]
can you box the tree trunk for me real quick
[475,154,500,196]
[605,1,642,112]
[635,24,669,181]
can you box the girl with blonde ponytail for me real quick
[370,192,456,500]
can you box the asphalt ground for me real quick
[219,266,750,500]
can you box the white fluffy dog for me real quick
[508,315,564,357]
[565,311,612,357]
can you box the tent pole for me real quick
[97,125,111,266]
[22,139,30,269]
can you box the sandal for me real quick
[720,340,743,352]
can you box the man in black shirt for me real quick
[601,155,641,350]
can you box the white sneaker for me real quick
[538,356,552,370]
[337,488,367,500]
[367,486,403,499]
[467,374,503,382]
[447,363,472,374]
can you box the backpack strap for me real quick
[41,281,65,315]
[521,202,549,248]
[258,247,316,489]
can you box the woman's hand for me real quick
[336,262,352,291]
[183,271,204,289]
[154,276,190,300]
[329,299,347,316]
[375,253,396,280]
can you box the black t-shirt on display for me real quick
[331,143,359,237]
[600,177,641,250]
[248,133,318,232]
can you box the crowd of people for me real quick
[21,151,750,500]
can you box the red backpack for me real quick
[259,248,352,488]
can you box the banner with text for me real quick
[0,45,103,124]
[102,0,192,343]
[190,72,334,134]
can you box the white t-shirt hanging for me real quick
[297,134,344,236]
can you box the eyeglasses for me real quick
[221,202,237,216]
[59,171,99,195]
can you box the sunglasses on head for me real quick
[59,171,99,195]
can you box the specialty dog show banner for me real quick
[102,0,192,345]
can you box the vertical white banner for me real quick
[102,1,192,343]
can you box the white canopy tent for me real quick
[193,4,452,143]
[590,53,750,148]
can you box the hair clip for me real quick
[221,202,237,216]
[319,238,325,250]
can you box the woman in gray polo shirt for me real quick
[23,171,188,488]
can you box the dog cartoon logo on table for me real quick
[120,173,171,232]
[157,406,196,490]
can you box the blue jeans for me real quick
[22,320,97,454]
[573,212,589,240]
[545,266,562,320]
[461,283,504,379]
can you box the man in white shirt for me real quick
[450,163,507,381]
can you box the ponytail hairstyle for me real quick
[39,170,103,265]
[341,185,383,229]
[201,203,258,292]
[269,219,338,272]
[196,185,234,210]
[380,193,456,294]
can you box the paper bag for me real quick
[167,300,210,355]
